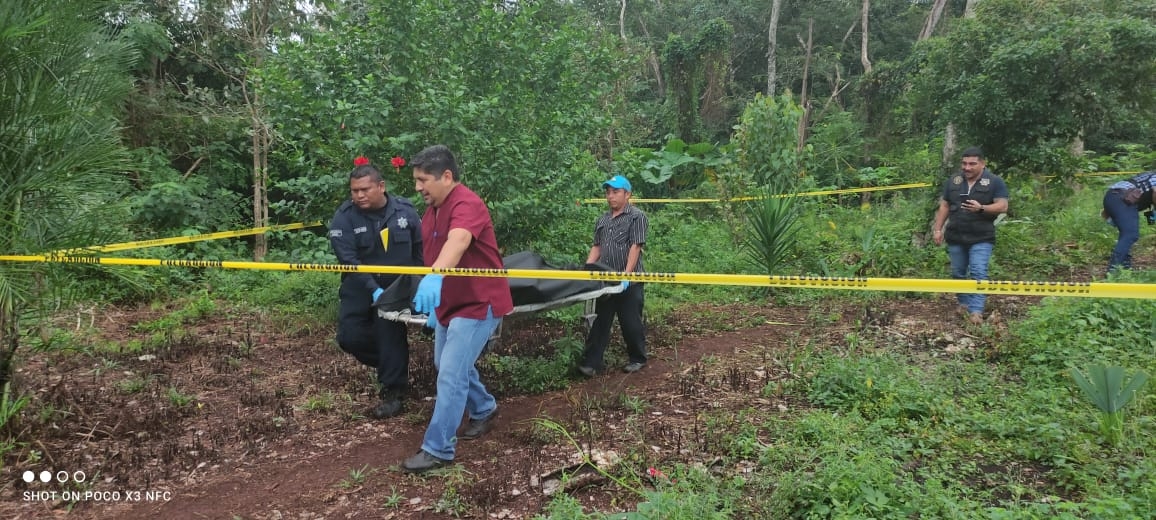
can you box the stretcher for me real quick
[377,281,626,326]
[374,251,627,332]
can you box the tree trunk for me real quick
[249,0,271,261]
[636,17,665,99]
[942,123,958,175]
[965,0,981,18]
[251,105,269,261]
[918,0,949,40]
[619,0,627,41]
[796,19,813,153]
[1068,130,1085,186]
[860,0,872,74]
[766,0,782,95]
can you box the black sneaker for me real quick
[622,362,645,373]
[460,408,499,440]
[369,394,403,419]
[402,450,451,473]
[576,365,597,378]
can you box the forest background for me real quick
[3,0,1156,518]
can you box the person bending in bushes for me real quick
[577,174,649,377]
[1102,170,1156,272]
[329,156,423,419]
[931,147,1009,325]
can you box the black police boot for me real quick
[370,391,404,419]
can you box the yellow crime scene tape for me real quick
[579,182,932,204]
[51,222,324,255]
[578,171,1146,205]
[1073,171,1143,178]
[1,254,1153,300]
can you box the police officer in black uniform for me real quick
[329,157,422,419]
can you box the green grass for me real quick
[539,277,1156,518]
[132,292,217,333]
[296,392,338,413]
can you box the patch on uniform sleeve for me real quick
[329,229,343,238]
[353,226,368,234]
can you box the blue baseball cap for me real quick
[602,174,632,192]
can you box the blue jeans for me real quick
[1103,189,1140,270]
[947,241,993,314]
[421,307,500,460]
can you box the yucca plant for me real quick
[741,184,800,276]
[1070,365,1149,446]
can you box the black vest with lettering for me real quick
[945,171,1000,245]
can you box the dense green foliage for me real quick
[0,0,136,384]
[909,0,1156,176]
[260,0,626,253]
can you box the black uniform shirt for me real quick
[329,194,423,293]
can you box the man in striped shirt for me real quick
[578,174,649,376]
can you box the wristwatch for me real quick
[979,205,985,213]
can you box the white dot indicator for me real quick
[72,471,86,483]
[22,471,34,483]
[39,471,51,483]
[56,471,69,483]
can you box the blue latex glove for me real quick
[372,288,384,303]
[620,280,630,290]
[425,311,438,329]
[413,274,444,314]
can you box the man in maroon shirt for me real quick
[403,145,513,473]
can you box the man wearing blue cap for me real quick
[578,174,649,376]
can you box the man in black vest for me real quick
[931,147,1009,325]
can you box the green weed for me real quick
[337,464,372,489]
[620,394,648,415]
[296,392,337,413]
[165,386,195,407]
[116,375,153,394]
[133,292,216,334]
[481,335,585,394]
[383,485,404,508]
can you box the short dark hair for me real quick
[410,144,460,182]
[961,147,985,161]
[350,164,383,183]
